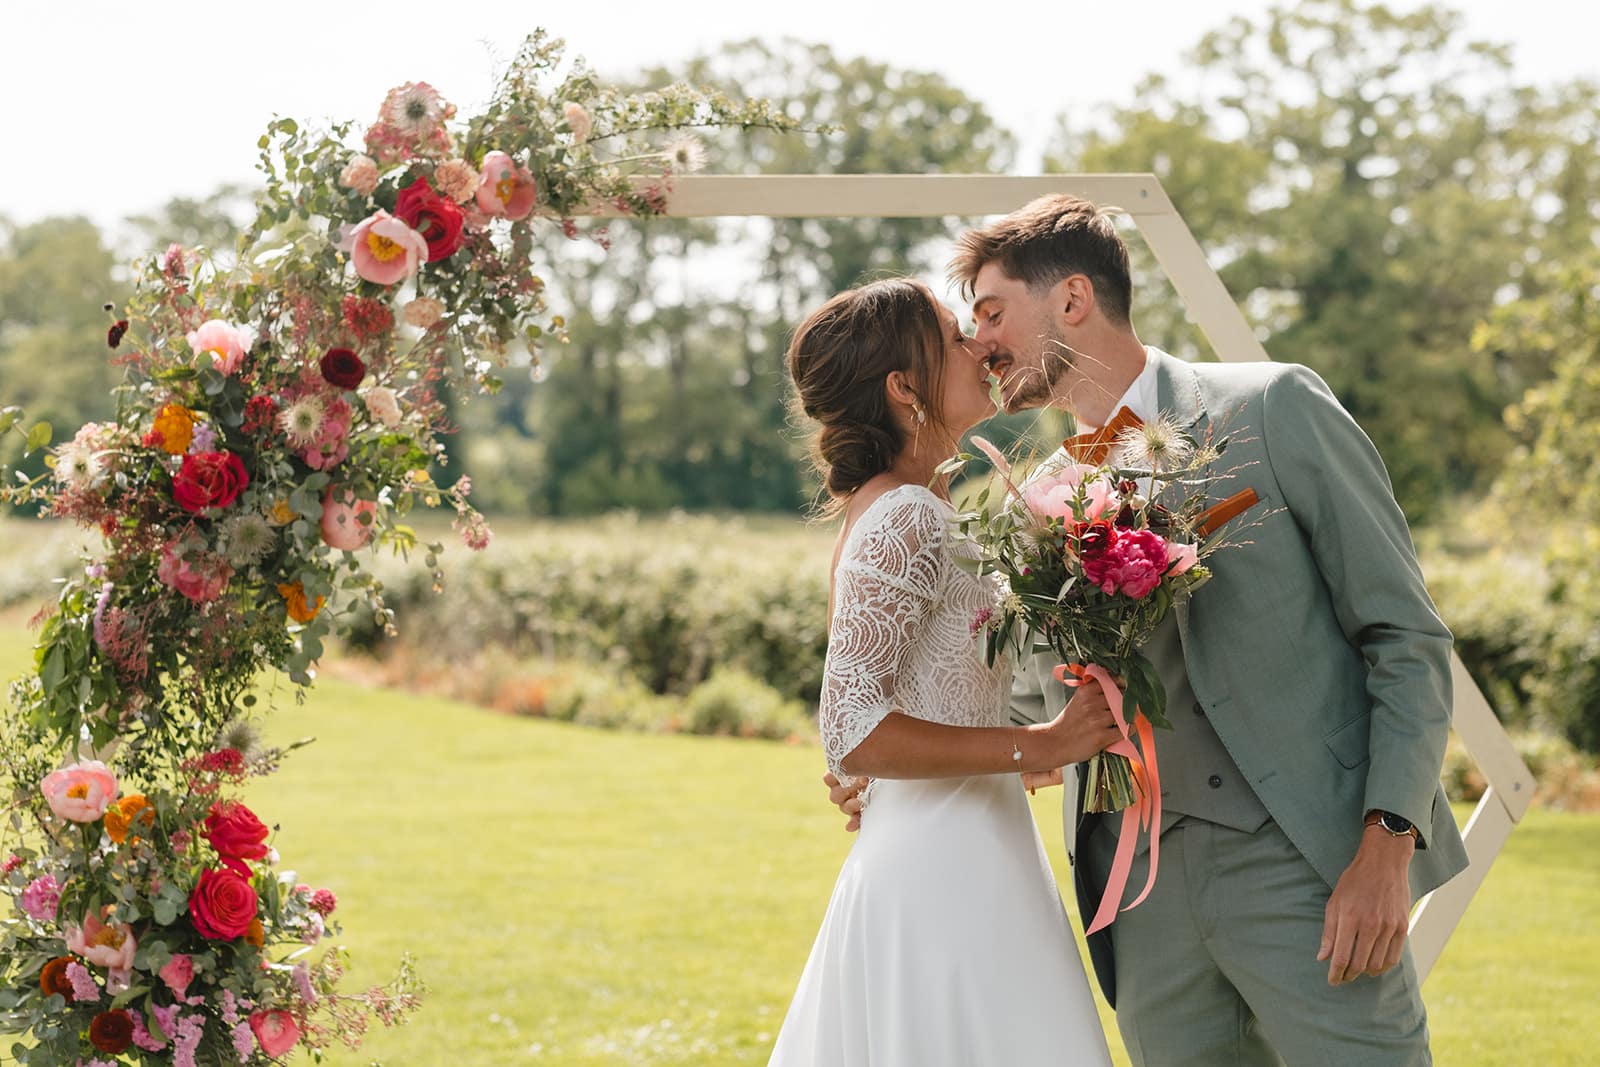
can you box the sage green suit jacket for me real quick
[1011,350,1469,1006]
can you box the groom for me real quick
[828,194,1467,1064]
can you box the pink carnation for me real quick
[433,158,479,203]
[1083,527,1170,600]
[338,154,380,197]
[40,761,117,822]
[185,319,252,375]
[308,887,338,915]
[19,874,61,920]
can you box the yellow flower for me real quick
[267,498,297,526]
[151,404,196,455]
[277,581,324,624]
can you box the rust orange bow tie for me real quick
[1063,406,1143,464]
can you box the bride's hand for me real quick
[824,772,868,832]
[1027,675,1121,769]
[1021,767,1065,792]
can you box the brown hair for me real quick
[949,194,1133,325]
[786,278,949,505]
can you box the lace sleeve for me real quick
[819,490,946,781]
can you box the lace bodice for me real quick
[820,484,1013,785]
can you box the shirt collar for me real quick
[1076,347,1158,432]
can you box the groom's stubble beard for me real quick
[1000,325,1075,414]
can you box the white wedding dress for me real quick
[769,484,1110,1066]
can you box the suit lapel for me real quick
[1151,350,1209,645]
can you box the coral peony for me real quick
[41,761,117,822]
[250,1009,301,1057]
[320,487,377,551]
[348,210,429,285]
[65,910,137,972]
[185,320,252,375]
[475,150,537,220]
[159,953,195,998]
[1166,541,1199,576]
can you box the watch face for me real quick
[1380,812,1414,834]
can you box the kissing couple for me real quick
[768,194,1467,1066]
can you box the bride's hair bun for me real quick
[786,279,947,504]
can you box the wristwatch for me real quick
[1364,809,1420,840]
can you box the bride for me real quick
[770,278,1117,1064]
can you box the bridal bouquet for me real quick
[947,419,1240,816]
[0,31,797,1065]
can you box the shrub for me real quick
[683,669,811,741]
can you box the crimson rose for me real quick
[395,177,465,262]
[188,866,259,940]
[172,451,249,513]
[205,799,270,874]
[319,347,367,389]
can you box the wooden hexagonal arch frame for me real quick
[638,172,1536,981]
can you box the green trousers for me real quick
[1083,816,1431,1066]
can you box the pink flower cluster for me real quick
[157,540,233,603]
[19,873,61,921]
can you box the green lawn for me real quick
[3,628,1597,1065]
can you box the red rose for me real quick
[395,177,465,262]
[188,866,259,940]
[205,799,270,873]
[89,1009,134,1054]
[172,451,249,513]
[319,347,367,390]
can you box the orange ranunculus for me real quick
[151,404,196,455]
[267,497,297,526]
[277,582,324,624]
[245,917,265,948]
[104,794,155,845]
[39,956,73,997]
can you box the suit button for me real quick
[1208,774,1223,789]
[1192,701,1205,717]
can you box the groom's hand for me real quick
[824,772,868,832]
[1317,828,1416,985]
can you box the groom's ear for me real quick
[1052,275,1095,328]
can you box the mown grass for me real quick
[2,623,1596,1065]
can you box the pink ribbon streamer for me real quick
[1055,662,1162,936]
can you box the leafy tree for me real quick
[1047,0,1599,519]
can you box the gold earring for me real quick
[912,403,925,456]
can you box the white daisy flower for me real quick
[663,134,707,173]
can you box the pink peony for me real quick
[1166,541,1199,576]
[185,320,252,375]
[320,488,376,551]
[159,953,195,998]
[19,874,61,921]
[338,154,380,197]
[1083,527,1170,600]
[249,1010,301,1058]
[475,150,538,220]
[41,761,117,822]
[157,541,233,604]
[347,209,429,285]
[1024,464,1117,522]
[65,910,137,973]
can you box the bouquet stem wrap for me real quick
[1059,663,1163,936]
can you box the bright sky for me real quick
[3,0,1593,231]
